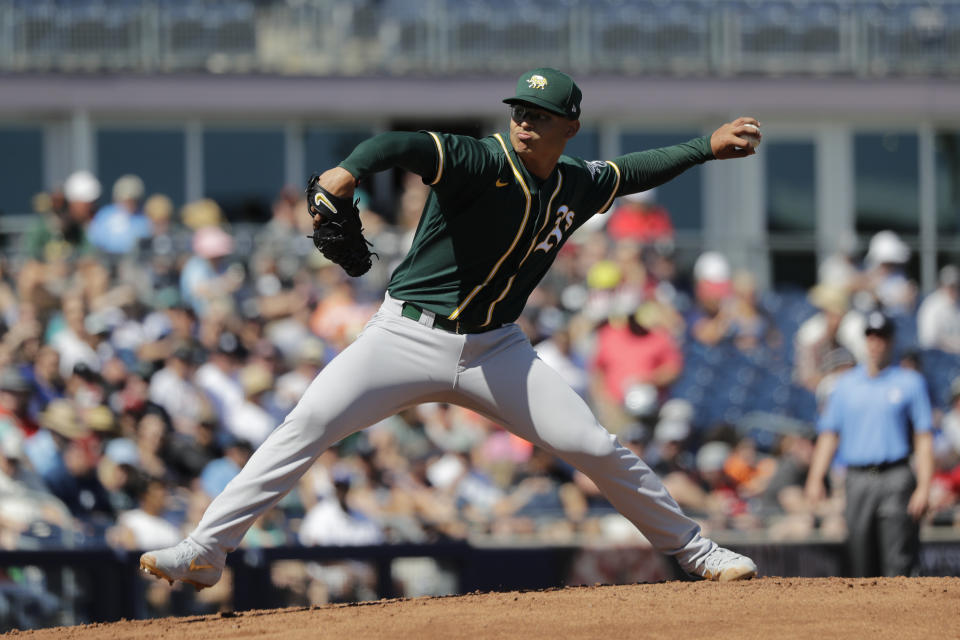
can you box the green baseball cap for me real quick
[503,67,582,120]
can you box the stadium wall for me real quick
[1,73,960,291]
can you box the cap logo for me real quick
[527,75,548,90]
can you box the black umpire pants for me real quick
[844,462,919,577]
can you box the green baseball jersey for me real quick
[339,131,713,328]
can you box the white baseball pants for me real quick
[189,293,713,568]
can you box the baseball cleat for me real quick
[139,538,223,591]
[684,545,757,582]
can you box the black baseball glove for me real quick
[305,173,376,277]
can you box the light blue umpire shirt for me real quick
[818,364,933,466]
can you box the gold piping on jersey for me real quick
[482,169,565,326]
[427,131,444,186]
[447,133,532,322]
[518,169,564,268]
[597,160,621,214]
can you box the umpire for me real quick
[805,311,934,577]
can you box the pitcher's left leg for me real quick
[454,328,755,580]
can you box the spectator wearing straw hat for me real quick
[180,198,223,232]
[179,225,243,317]
[225,363,276,448]
[794,283,865,392]
[141,194,178,251]
[22,401,81,482]
[27,400,115,526]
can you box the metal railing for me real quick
[1,0,960,77]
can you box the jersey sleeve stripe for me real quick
[427,131,444,185]
[597,160,621,214]
[448,133,532,322]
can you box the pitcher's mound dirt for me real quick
[8,577,960,640]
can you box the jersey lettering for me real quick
[534,205,575,254]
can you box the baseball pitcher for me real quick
[141,68,761,589]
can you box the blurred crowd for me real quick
[2,169,960,616]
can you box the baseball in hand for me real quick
[739,123,761,150]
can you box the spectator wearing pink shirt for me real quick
[590,302,682,433]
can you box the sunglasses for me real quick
[510,104,552,124]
